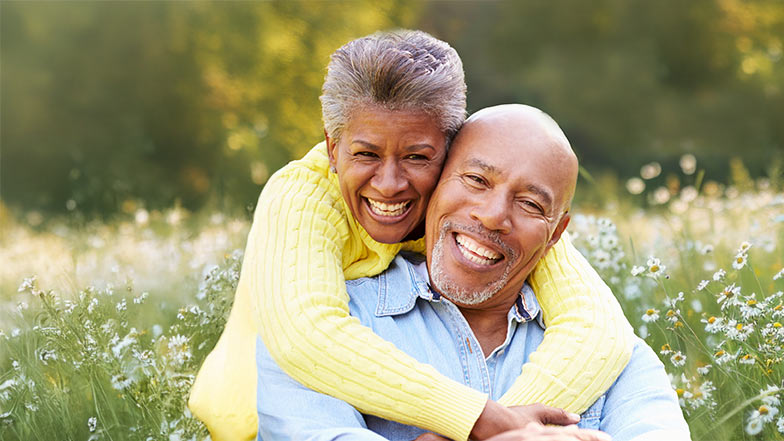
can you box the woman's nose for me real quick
[371,160,408,196]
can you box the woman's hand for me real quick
[470,400,583,439]
[417,422,611,441]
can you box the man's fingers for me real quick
[537,425,612,441]
[489,426,611,441]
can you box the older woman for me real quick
[189,30,633,441]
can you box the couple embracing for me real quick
[189,30,690,441]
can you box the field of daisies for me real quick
[1,157,783,440]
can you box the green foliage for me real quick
[1,253,240,440]
[425,0,784,178]
[3,0,783,216]
[1,160,783,439]
[1,0,418,215]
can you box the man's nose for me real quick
[371,160,408,197]
[470,191,512,234]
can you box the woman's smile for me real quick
[327,106,447,244]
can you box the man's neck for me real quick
[458,305,511,357]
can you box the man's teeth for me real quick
[455,234,502,265]
[367,199,410,217]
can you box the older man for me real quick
[255,105,691,441]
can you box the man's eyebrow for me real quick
[526,184,553,207]
[465,157,554,206]
[465,158,501,174]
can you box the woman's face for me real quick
[327,106,447,244]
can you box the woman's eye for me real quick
[405,154,427,161]
[355,151,378,158]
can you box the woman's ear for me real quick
[325,129,337,171]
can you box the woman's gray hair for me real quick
[320,30,466,144]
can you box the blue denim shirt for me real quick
[256,253,690,441]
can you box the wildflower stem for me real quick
[747,256,766,298]
[714,385,782,427]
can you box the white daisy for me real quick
[642,308,660,322]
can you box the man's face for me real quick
[425,106,577,309]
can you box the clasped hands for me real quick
[415,402,611,441]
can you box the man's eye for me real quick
[520,200,543,213]
[355,151,378,158]
[464,174,486,185]
[405,154,428,161]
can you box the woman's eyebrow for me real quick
[350,140,380,150]
[404,144,436,152]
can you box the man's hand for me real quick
[416,422,611,441]
[470,400,582,439]
[482,423,611,441]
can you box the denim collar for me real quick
[375,253,543,328]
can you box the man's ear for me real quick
[325,129,338,171]
[545,212,571,253]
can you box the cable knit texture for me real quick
[188,142,635,441]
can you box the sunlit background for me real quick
[3,0,782,217]
[1,1,783,440]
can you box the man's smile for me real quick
[454,233,503,266]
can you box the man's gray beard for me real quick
[430,221,515,306]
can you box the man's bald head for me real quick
[452,104,578,216]
[425,104,579,308]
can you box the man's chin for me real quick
[430,227,507,305]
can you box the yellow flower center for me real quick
[736,323,744,331]
[646,309,655,315]
[715,350,725,357]
[774,322,782,328]
[747,299,757,306]
[662,344,672,352]
[650,265,660,273]
[759,405,769,415]
[676,388,685,397]
[742,354,752,360]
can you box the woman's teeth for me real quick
[367,199,410,217]
[455,233,502,266]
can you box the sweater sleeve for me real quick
[250,167,488,441]
[497,232,635,413]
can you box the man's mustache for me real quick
[440,220,518,261]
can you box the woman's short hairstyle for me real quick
[320,29,466,144]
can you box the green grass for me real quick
[1,169,783,440]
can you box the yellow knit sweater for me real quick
[188,143,635,441]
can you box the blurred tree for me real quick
[2,0,782,216]
[1,0,417,216]
[420,0,784,180]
